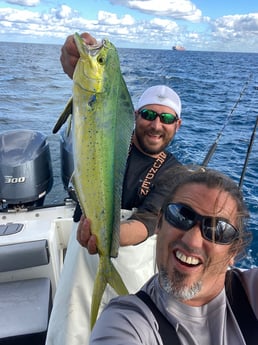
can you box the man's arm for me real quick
[76,216,148,254]
[119,219,148,246]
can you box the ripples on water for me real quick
[0,42,257,267]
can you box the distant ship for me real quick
[172,45,186,51]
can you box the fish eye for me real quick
[97,55,105,65]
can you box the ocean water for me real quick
[0,42,257,267]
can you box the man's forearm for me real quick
[119,220,148,246]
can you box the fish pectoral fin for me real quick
[52,97,73,133]
[90,257,128,329]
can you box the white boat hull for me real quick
[0,200,75,344]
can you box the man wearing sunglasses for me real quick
[46,33,183,345]
[89,167,258,345]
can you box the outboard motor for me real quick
[0,129,53,210]
[60,127,77,201]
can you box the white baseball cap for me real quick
[137,85,181,118]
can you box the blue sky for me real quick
[0,0,258,52]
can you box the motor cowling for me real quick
[0,129,53,209]
[59,127,77,202]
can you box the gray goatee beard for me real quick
[159,268,202,301]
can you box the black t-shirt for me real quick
[73,144,181,235]
[125,145,181,236]
[122,144,180,209]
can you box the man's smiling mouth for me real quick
[175,249,201,266]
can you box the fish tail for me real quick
[90,256,128,329]
[107,259,129,296]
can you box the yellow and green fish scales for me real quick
[71,33,134,328]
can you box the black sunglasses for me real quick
[139,109,178,124]
[165,203,239,245]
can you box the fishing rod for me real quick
[239,116,258,189]
[202,73,253,167]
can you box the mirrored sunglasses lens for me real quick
[140,109,177,124]
[160,113,177,124]
[166,204,195,230]
[202,219,238,244]
[140,109,156,121]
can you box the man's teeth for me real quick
[176,250,200,265]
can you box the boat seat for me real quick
[0,277,52,345]
[0,239,49,272]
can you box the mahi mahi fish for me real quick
[60,33,134,328]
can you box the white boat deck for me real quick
[0,200,75,294]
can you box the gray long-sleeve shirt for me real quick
[90,267,258,345]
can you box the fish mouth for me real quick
[85,40,106,56]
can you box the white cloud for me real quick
[56,5,73,19]
[110,0,202,21]
[98,11,135,25]
[149,18,178,31]
[92,12,180,46]
[213,13,258,36]
[0,6,96,39]
[0,7,40,21]
[207,12,258,51]
[6,0,40,6]
[0,3,257,52]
